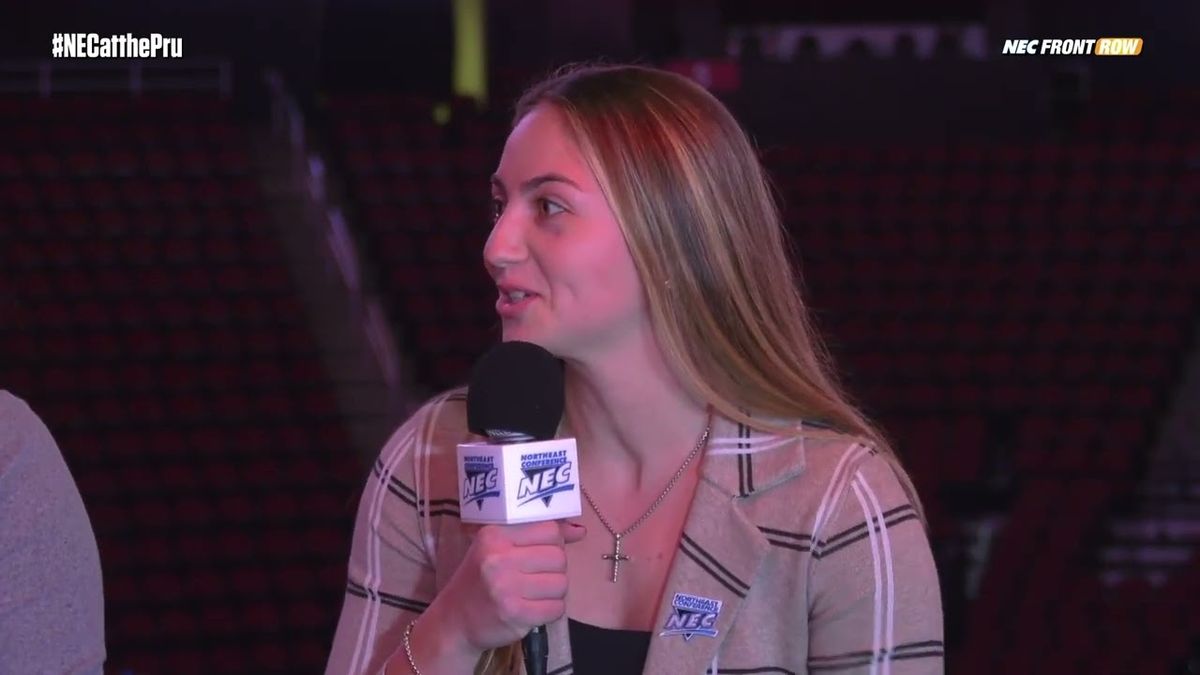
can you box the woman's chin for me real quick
[501,325,537,344]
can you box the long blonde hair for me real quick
[478,61,926,674]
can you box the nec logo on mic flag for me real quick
[517,450,574,507]
[462,455,500,510]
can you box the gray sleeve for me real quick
[0,391,106,675]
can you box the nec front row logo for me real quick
[1002,37,1143,56]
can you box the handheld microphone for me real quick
[459,341,581,675]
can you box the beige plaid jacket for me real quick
[327,388,944,674]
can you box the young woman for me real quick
[327,63,944,675]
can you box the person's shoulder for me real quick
[0,389,38,428]
[376,385,474,462]
[789,424,923,540]
[0,389,52,470]
[708,416,863,501]
[794,422,882,487]
[741,415,875,480]
[746,419,912,516]
[0,392,107,672]
[410,385,472,436]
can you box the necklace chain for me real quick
[581,412,712,542]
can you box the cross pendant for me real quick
[601,534,631,582]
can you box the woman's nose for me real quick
[482,210,528,276]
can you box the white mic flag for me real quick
[457,437,582,525]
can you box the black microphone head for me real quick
[467,341,565,442]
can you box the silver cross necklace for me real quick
[580,412,713,582]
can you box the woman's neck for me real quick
[559,335,709,492]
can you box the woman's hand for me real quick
[415,520,587,664]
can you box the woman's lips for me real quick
[496,292,538,317]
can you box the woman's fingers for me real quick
[520,573,570,601]
[560,521,587,544]
[517,545,568,574]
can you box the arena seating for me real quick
[773,88,1199,672]
[321,92,505,392]
[0,93,362,674]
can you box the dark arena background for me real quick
[1,0,1199,673]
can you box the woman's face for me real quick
[484,104,645,361]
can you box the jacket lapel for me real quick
[640,412,812,673]
[545,615,573,674]
[641,476,771,674]
[542,411,811,674]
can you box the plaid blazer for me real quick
[327,388,944,674]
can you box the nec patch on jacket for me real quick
[659,592,722,641]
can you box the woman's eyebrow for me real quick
[490,172,582,195]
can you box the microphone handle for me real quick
[522,624,548,675]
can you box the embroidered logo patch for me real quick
[659,592,722,641]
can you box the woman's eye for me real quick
[490,198,504,222]
[538,198,565,217]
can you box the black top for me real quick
[568,618,652,675]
